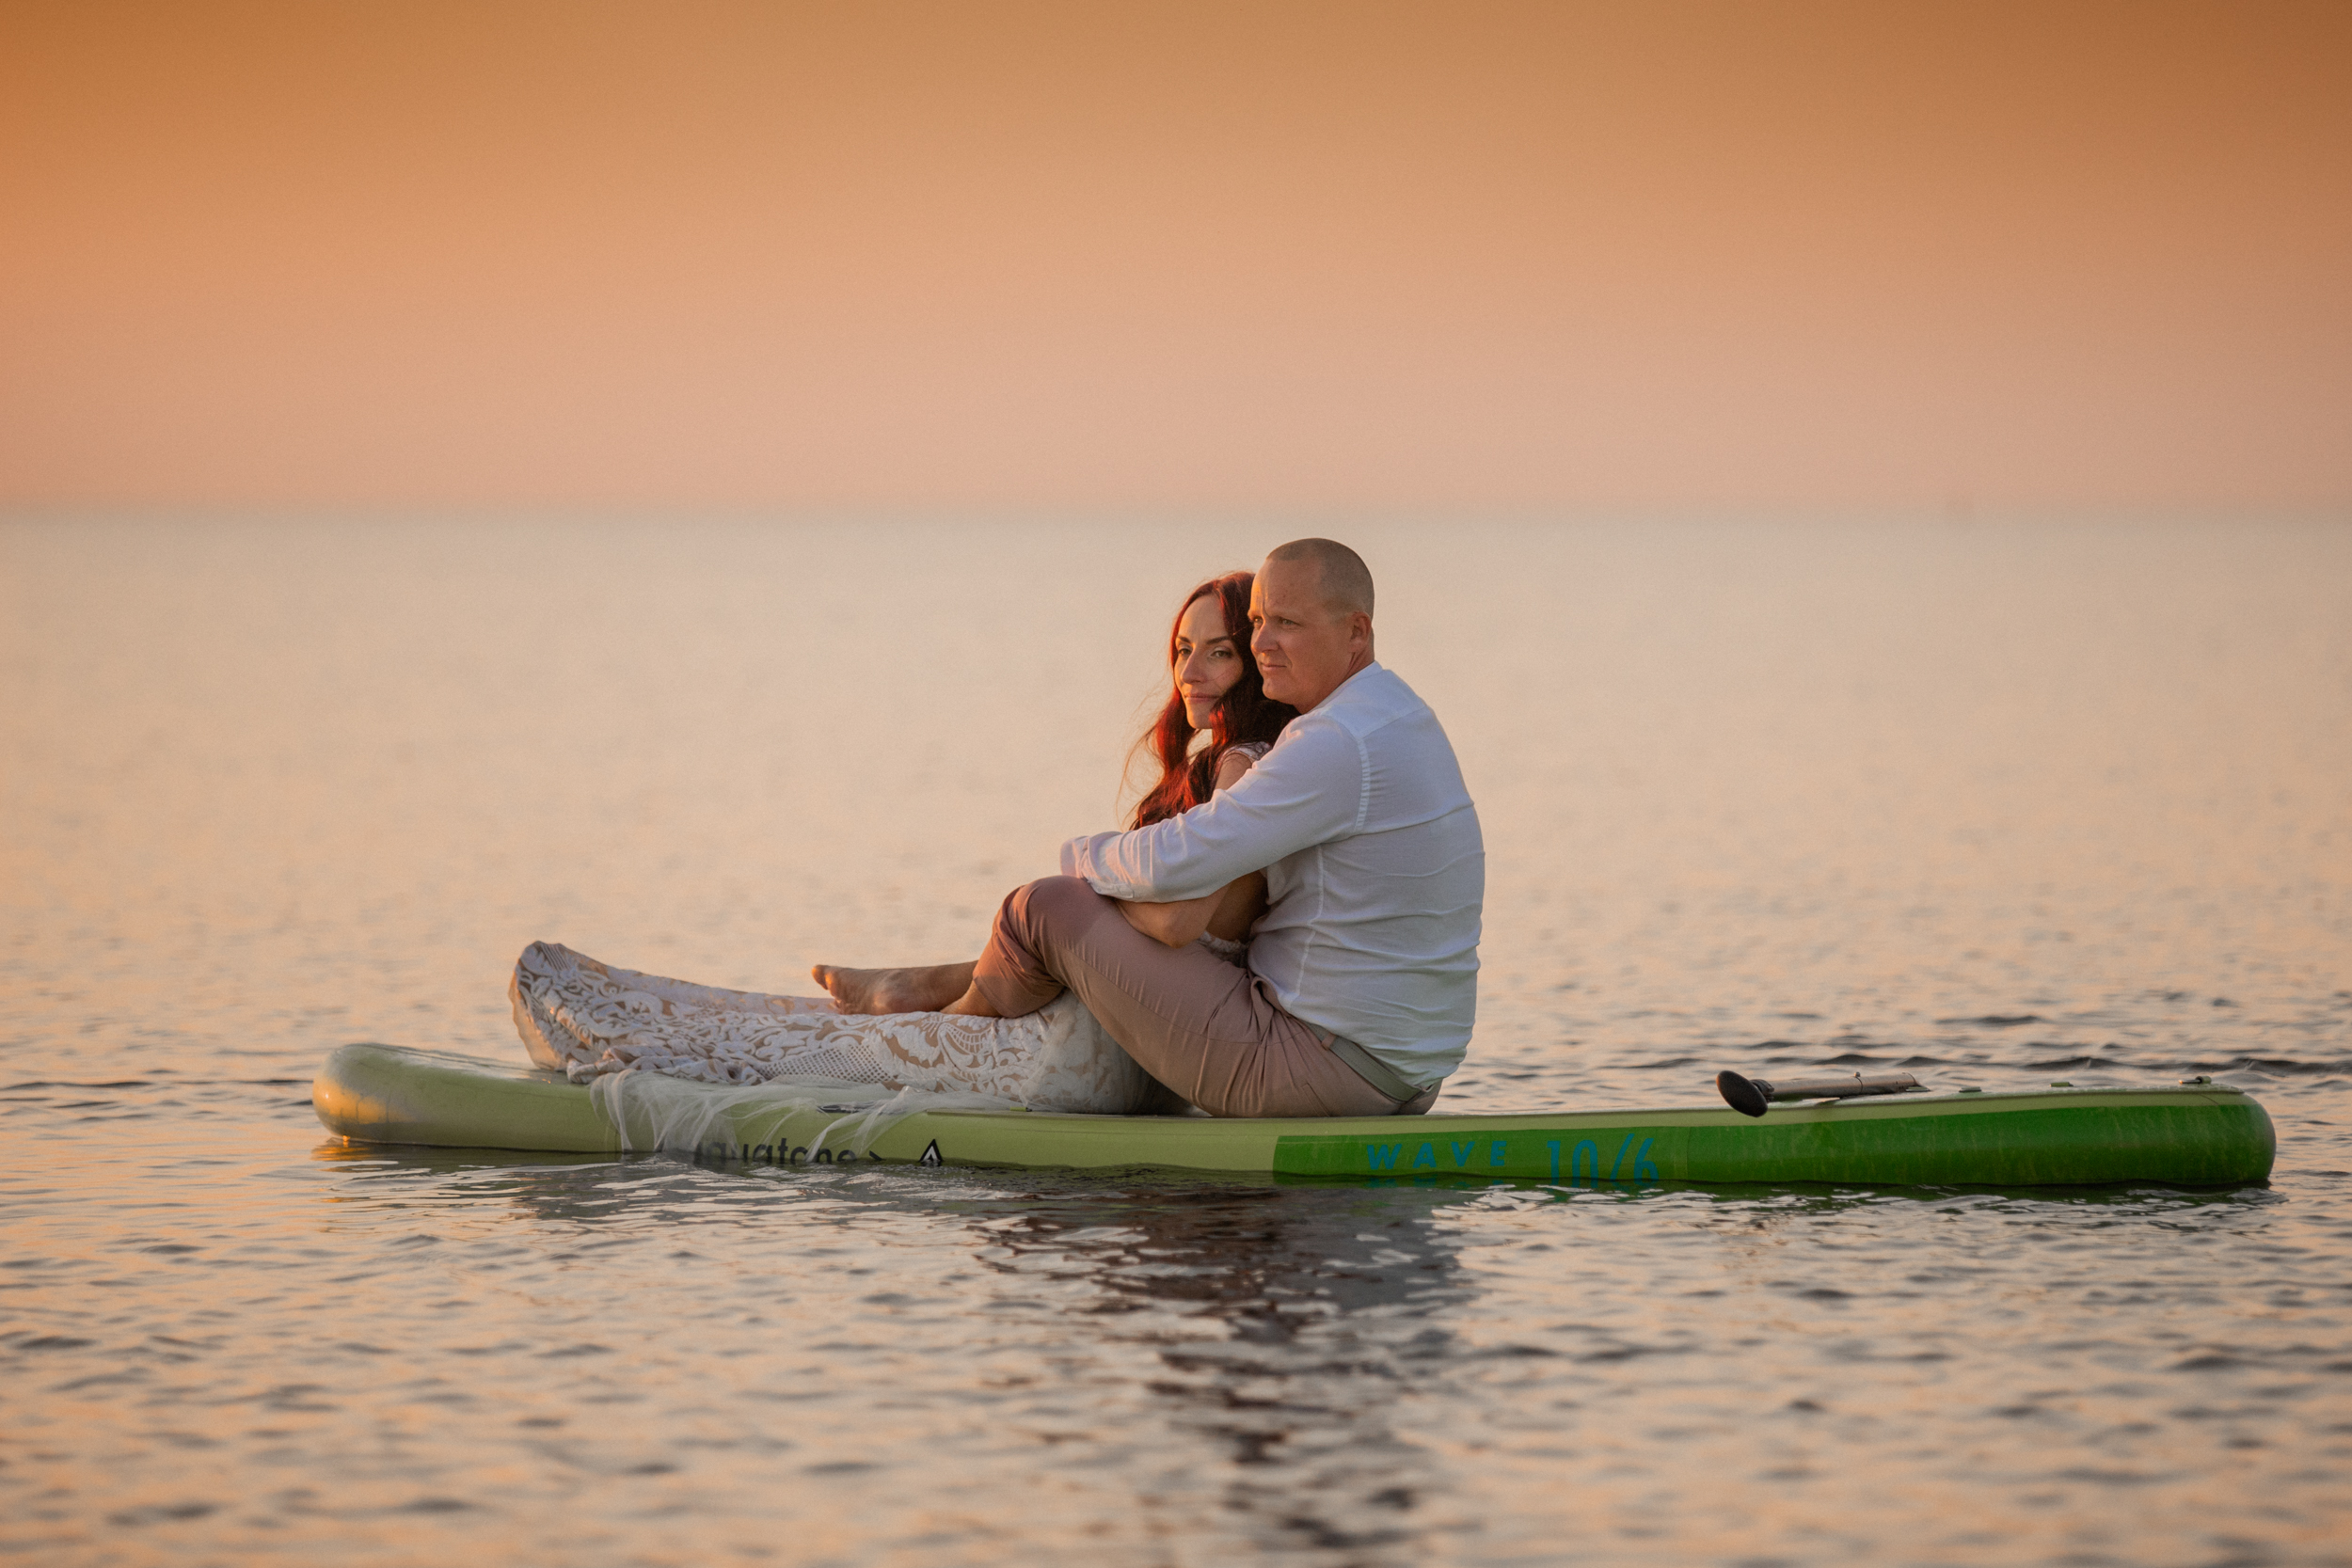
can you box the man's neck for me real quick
[1303,655,1376,711]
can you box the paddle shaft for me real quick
[1716,1069,1920,1117]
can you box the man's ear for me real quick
[1349,612,1374,649]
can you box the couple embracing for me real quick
[514,539,1484,1119]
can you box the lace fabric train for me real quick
[509,941,1157,1116]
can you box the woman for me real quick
[1131,571,1297,831]
[1119,570,1298,958]
[812,572,1294,1013]
[511,572,1292,1112]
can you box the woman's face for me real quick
[1173,594,1246,728]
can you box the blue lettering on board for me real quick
[1366,1144,1401,1170]
[1546,1139,1561,1180]
[1411,1143,1437,1168]
[1571,1140,1600,1185]
[1450,1141,1474,1167]
[1490,1140,1507,1167]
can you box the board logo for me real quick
[919,1140,943,1167]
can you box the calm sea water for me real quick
[3,516,2348,1567]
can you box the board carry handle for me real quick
[1716,1069,1921,1117]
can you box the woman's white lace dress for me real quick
[510,941,1160,1115]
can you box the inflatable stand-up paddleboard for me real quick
[313,1044,2276,1188]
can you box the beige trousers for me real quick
[971,876,1439,1119]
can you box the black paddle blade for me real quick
[1717,1070,1771,1117]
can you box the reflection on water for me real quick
[486,1150,1478,1559]
[3,515,2348,1564]
[977,1186,1468,1559]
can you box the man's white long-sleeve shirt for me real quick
[1059,663,1484,1088]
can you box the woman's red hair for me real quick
[1129,573,1297,829]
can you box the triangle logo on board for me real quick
[919,1140,942,1167]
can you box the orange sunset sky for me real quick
[3,0,2346,514]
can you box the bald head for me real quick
[1264,538,1375,620]
[1249,538,1376,710]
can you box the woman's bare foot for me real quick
[812,961,977,1015]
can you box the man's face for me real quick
[1249,557,1371,711]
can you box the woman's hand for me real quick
[1117,749,1267,948]
[1116,890,1224,948]
[1117,871,1269,949]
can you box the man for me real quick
[832,538,1484,1117]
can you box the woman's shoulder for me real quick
[1211,740,1267,791]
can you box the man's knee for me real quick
[1006,875,1115,940]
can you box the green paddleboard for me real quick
[313,1043,2275,1188]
